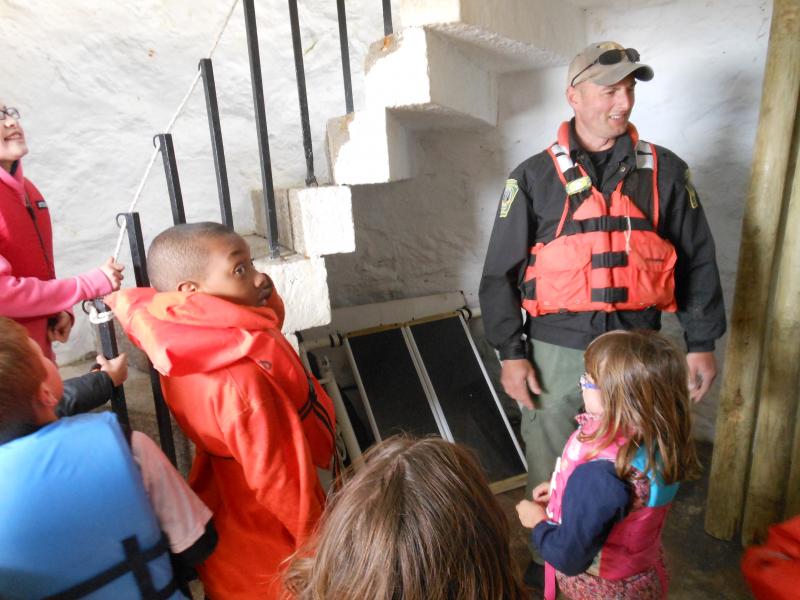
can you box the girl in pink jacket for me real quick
[0,103,123,358]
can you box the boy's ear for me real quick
[177,280,199,293]
[34,380,60,413]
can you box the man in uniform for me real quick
[479,41,726,575]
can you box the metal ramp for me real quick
[343,312,526,492]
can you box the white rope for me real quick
[88,304,116,325]
[93,0,241,328]
[111,0,241,262]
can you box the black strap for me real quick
[561,216,652,236]
[591,287,629,304]
[521,278,537,300]
[591,251,628,269]
[44,534,177,600]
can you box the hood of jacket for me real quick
[106,287,287,376]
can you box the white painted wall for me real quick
[2,0,771,440]
[324,0,771,438]
[1,0,398,363]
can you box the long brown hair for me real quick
[284,436,525,600]
[583,330,700,485]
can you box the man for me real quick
[479,41,725,569]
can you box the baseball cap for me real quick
[567,41,654,87]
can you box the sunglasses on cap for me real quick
[570,48,641,87]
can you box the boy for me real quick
[0,317,216,598]
[107,222,336,600]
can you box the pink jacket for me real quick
[0,161,112,357]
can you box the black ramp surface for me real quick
[410,317,525,482]
[347,328,441,439]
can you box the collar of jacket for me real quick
[566,117,637,170]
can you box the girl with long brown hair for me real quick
[516,329,700,600]
[284,436,526,600]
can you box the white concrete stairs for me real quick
[327,0,588,185]
[250,185,355,340]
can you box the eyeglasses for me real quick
[579,373,599,390]
[570,48,641,87]
[0,107,20,121]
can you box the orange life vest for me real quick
[521,122,677,316]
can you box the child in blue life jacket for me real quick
[0,317,216,599]
[516,330,700,600]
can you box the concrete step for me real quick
[363,28,497,127]
[399,0,586,72]
[327,1,588,185]
[327,108,418,185]
[327,26,497,185]
[251,185,355,258]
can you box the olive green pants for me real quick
[520,340,585,559]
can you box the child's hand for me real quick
[96,353,128,387]
[532,481,551,504]
[47,311,73,343]
[516,499,547,529]
[100,257,125,291]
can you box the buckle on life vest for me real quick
[565,175,592,196]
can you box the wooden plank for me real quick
[741,105,800,544]
[705,0,800,540]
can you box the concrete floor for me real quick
[497,441,753,599]
[61,360,752,599]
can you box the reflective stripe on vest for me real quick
[521,122,677,316]
[0,413,182,600]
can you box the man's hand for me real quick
[96,353,128,388]
[686,351,717,403]
[532,481,551,505]
[100,257,125,291]
[47,311,73,343]
[500,358,541,410]
[516,499,547,529]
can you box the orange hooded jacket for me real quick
[107,288,335,599]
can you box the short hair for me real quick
[147,222,234,292]
[584,330,701,485]
[285,436,526,600]
[0,318,46,437]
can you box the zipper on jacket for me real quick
[24,191,55,279]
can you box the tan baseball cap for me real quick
[567,41,654,87]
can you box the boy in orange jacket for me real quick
[107,222,335,600]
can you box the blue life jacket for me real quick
[0,412,183,599]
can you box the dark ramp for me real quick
[410,317,526,482]
[346,328,441,440]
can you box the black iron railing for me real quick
[199,59,233,228]
[120,211,178,467]
[124,0,393,459]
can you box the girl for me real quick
[516,330,700,600]
[285,436,526,600]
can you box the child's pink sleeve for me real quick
[0,253,114,318]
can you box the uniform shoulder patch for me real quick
[685,168,699,209]
[499,179,519,218]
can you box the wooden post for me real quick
[741,107,800,544]
[781,118,800,522]
[705,0,800,541]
